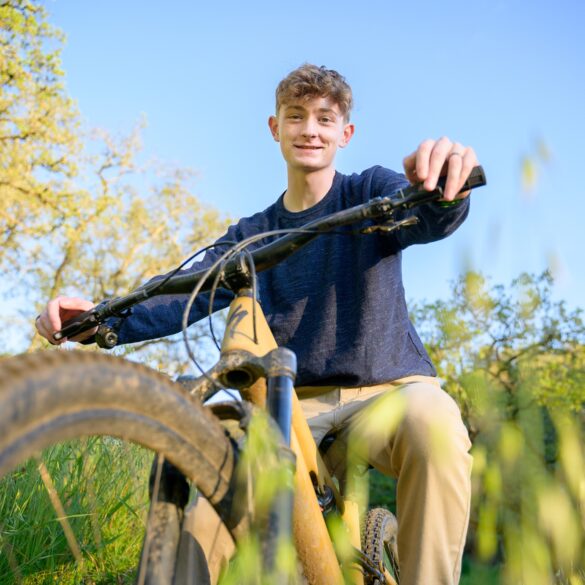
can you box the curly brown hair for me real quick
[275,64,353,121]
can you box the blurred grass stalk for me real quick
[471,374,584,584]
[0,437,151,584]
[220,410,298,585]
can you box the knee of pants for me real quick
[397,383,472,464]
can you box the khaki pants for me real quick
[297,377,473,585]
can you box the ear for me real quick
[268,115,279,142]
[338,122,355,149]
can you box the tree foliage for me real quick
[0,0,79,268]
[414,271,584,427]
[412,271,585,584]
[0,1,230,369]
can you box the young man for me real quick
[36,64,477,585]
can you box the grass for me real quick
[1,439,581,584]
[0,437,152,584]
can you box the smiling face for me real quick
[268,96,355,174]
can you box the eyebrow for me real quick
[284,105,339,116]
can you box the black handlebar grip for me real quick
[436,165,487,194]
[391,165,487,209]
[53,309,98,341]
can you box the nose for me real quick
[301,117,318,138]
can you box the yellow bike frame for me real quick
[219,289,369,585]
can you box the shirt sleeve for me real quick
[106,223,244,346]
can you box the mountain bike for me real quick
[0,167,486,585]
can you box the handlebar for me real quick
[54,166,486,343]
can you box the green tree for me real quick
[0,0,79,268]
[413,271,584,427]
[412,271,585,584]
[27,122,231,373]
[0,0,230,371]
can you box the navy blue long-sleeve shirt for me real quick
[111,166,469,387]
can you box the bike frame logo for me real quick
[226,304,249,340]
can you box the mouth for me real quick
[294,145,323,151]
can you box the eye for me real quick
[320,116,334,124]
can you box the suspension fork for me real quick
[258,348,296,582]
[220,289,345,585]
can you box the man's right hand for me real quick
[36,296,96,345]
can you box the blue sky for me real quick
[47,0,584,311]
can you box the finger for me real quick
[453,148,479,200]
[425,137,453,191]
[35,314,49,338]
[34,313,44,334]
[46,297,64,333]
[36,314,63,345]
[47,297,94,332]
[58,297,95,312]
[415,139,436,183]
[443,144,465,200]
[459,148,478,189]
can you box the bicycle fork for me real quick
[262,348,297,582]
[221,290,348,585]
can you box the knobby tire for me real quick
[0,350,238,585]
[362,507,400,585]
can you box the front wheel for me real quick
[0,350,239,585]
[362,507,400,585]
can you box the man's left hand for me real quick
[403,137,479,201]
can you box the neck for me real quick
[283,167,335,212]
